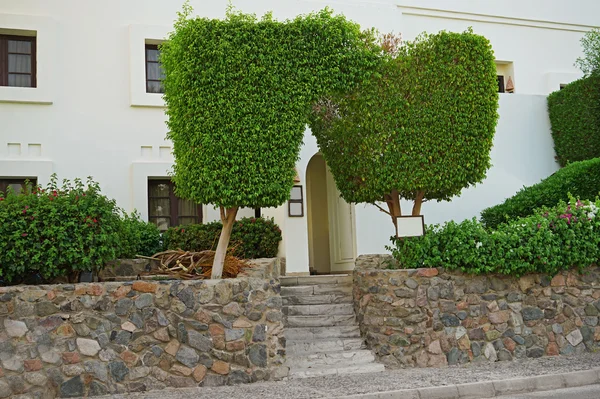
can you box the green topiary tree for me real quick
[547,75,600,167]
[160,5,378,278]
[310,29,499,235]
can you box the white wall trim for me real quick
[0,13,56,105]
[397,6,599,32]
[128,24,170,108]
[0,159,54,185]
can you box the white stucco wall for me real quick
[0,0,596,275]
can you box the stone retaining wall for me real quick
[354,255,600,368]
[0,259,286,398]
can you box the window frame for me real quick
[0,177,37,194]
[144,43,163,94]
[0,34,36,88]
[147,179,202,229]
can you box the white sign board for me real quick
[396,215,425,237]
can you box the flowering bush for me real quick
[481,157,600,229]
[163,217,282,259]
[0,176,123,283]
[388,197,600,276]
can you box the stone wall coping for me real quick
[0,275,274,294]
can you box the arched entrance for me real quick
[306,153,357,274]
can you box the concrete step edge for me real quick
[337,367,600,399]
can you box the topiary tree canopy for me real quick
[310,29,499,235]
[547,75,600,167]
[160,5,378,277]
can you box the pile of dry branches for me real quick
[139,250,248,279]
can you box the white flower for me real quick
[476,242,483,249]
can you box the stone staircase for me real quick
[281,274,385,378]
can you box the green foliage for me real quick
[388,197,600,277]
[310,29,499,206]
[160,6,379,209]
[0,176,123,283]
[163,217,282,259]
[118,212,162,258]
[481,158,600,229]
[575,28,600,77]
[547,75,600,166]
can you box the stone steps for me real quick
[286,314,357,327]
[286,338,366,355]
[288,349,376,368]
[284,325,362,340]
[281,274,384,379]
[289,362,385,378]
[284,303,355,316]
[282,293,353,305]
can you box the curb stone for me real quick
[339,368,600,399]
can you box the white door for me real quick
[326,166,357,272]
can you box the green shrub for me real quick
[481,158,600,229]
[163,217,282,259]
[0,176,123,283]
[118,212,162,258]
[388,197,600,277]
[548,75,600,166]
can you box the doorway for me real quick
[306,154,357,274]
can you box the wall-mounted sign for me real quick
[396,215,425,237]
[288,185,304,217]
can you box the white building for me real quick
[0,0,596,276]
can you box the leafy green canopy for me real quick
[160,7,378,208]
[310,30,499,209]
[575,28,600,77]
[481,157,600,229]
[547,75,600,167]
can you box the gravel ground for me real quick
[89,352,600,399]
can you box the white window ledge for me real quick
[0,14,56,105]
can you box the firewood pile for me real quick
[138,249,248,279]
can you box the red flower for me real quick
[181,229,185,233]
[21,233,28,237]
[52,190,58,197]
[93,218,98,223]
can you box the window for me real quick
[0,178,37,195]
[497,75,505,93]
[145,44,164,93]
[0,35,36,88]
[148,180,202,230]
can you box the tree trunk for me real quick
[211,206,238,279]
[384,189,402,237]
[412,190,425,216]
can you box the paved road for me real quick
[493,384,600,399]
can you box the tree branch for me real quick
[373,203,392,216]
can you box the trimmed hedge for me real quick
[389,197,600,277]
[118,212,162,258]
[548,75,600,167]
[163,217,282,259]
[480,158,600,229]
